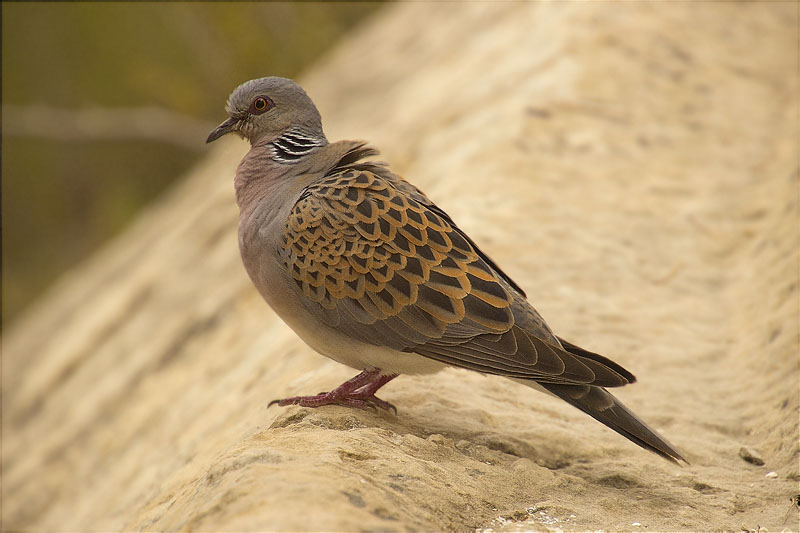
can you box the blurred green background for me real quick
[1,2,380,327]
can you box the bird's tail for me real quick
[537,381,688,464]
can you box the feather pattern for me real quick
[270,127,327,163]
[278,145,632,387]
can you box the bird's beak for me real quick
[206,117,239,144]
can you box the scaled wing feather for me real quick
[279,147,634,386]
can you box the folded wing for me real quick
[280,152,631,387]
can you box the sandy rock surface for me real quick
[3,3,798,531]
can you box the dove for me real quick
[207,76,687,464]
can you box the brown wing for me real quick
[280,167,632,386]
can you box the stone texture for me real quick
[3,2,798,531]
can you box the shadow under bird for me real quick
[207,76,687,464]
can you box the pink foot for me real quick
[268,369,398,413]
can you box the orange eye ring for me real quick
[250,96,273,115]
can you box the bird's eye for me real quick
[250,96,273,115]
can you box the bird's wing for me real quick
[280,166,631,386]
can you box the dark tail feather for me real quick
[539,382,688,464]
[556,336,637,385]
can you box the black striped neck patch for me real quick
[270,129,327,163]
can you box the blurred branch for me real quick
[1,104,216,151]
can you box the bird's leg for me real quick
[269,369,399,412]
[352,373,398,413]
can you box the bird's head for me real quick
[206,77,324,145]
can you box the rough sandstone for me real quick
[3,2,798,531]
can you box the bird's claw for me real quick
[268,392,396,414]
